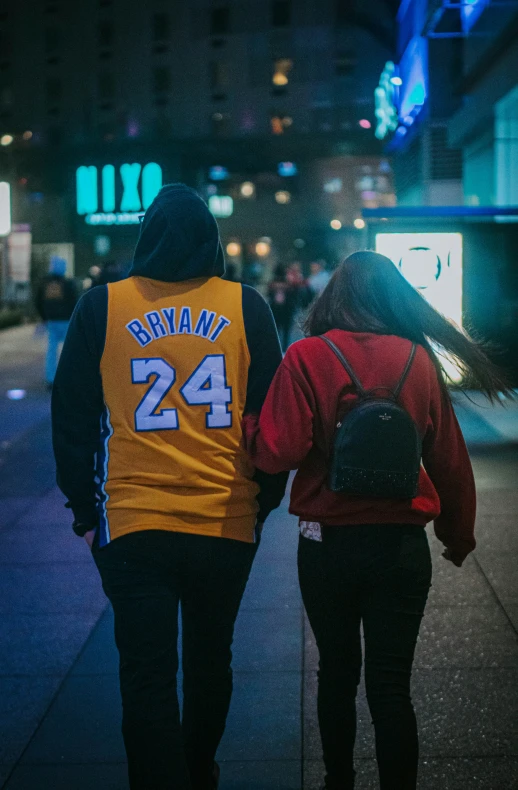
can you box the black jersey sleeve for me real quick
[51,286,108,527]
[241,284,288,521]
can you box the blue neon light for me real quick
[120,163,142,212]
[278,161,297,177]
[363,206,518,218]
[141,162,163,210]
[209,166,229,181]
[462,0,489,32]
[399,36,428,120]
[102,165,115,212]
[76,166,98,215]
[76,163,163,221]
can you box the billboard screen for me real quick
[376,232,463,380]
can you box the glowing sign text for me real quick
[76,163,163,221]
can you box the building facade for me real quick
[0,0,397,290]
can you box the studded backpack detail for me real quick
[321,336,422,499]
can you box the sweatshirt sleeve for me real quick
[51,286,107,527]
[243,355,315,474]
[422,375,476,563]
[241,285,288,520]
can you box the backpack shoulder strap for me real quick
[393,343,417,400]
[320,336,366,397]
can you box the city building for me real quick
[366,0,518,380]
[0,0,397,292]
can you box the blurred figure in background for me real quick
[222,262,241,282]
[268,264,296,351]
[308,259,331,300]
[93,260,127,287]
[35,255,78,389]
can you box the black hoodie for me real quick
[130,184,225,282]
[51,183,287,530]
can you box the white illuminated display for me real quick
[376,233,463,381]
[0,182,11,236]
[208,195,233,218]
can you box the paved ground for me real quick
[0,325,517,789]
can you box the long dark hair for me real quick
[304,250,512,402]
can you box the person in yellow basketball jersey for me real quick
[51,184,287,790]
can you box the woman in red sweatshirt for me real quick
[243,251,512,790]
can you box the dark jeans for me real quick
[93,530,257,790]
[298,524,432,790]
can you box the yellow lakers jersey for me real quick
[98,275,259,546]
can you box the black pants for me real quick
[93,530,257,790]
[298,524,432,790]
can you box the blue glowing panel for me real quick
[278,161,297,177]
[398,36,428,121]
[120,163,142,212]
[102,165,116,212]
[462,0,489,32]
[209,166,229,181]
[76,166,98,215]
[142,163,163,209]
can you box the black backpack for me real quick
[321,336,422,500]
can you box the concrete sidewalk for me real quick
[0,325,517,789]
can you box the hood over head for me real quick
[129,183,225,282]
[49,256,67,276]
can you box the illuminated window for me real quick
[211,7,230,35]
[153,67,171,94]
[270,114,293,135]
[98,20,114,49]
[272,1,291,27]
[153,13,170,41]
[272,58,292,87]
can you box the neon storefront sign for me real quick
[76,163,162,225]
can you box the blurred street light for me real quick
[22,130,33,141]
[226,242,242,257]
[0,135,13,146]
[390,76,403,86]
[330,219,342,230]
[275,190,291,204]
[255,241,271,257]
[354,218,366,229]
[240,181,255,197]
[358,119,372,130]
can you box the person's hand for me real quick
[84,529,97,549]
[442,548,463,567]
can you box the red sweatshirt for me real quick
[243,330,476,563]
